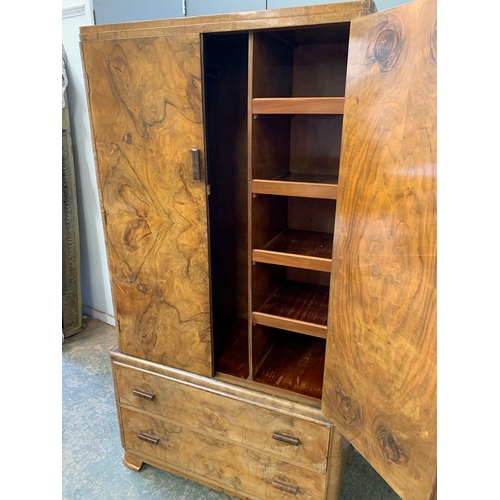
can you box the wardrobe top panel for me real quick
[80,1,375,41]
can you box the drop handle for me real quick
[272,431,300,446]
[272,479,298,495]
[191,148,201,180]
[132,388,155,401]
[138,432,159,445]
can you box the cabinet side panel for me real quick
[82,35,212,377]
[322,1,436,499]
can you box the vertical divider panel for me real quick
[247,32,255,379]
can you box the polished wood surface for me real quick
[122,451,143,471]
[252,249,331,273]
[252,178,338,199]
[82,35,211,376]
[111,347,329,421]
[322,1,437,499]
[253,97,344,115]
[252,312,327,339]
[258,281,329,326]
[262,229,333,258]
[253,332,326,400]
[114,360,331,473]
[79,0,441,497]
[252,32,293,99]
[121,407,327,500]
[214,318,249,379]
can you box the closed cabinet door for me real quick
[82,34,212,377]
[322,0,437,499]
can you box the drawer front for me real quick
[114,363,330,473]
[122,407,326,500]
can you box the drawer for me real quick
[121,407,326,500]
[114,362,330,473]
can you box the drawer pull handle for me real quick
[272,431,300,446]
[138,432,159,445]
[133,389,155,401]
[192,148,201,180]
[272,479,298,495]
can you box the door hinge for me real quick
[207,184,211,196]
[103,210,108,225]
[86,73,90,95]
[93,9,96,25]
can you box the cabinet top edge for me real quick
[80,1,375,42]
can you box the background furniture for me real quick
[62,89,83,339]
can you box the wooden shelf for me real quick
[252,174,338,199]
[253,97,344,115]
[252,281,329,339]
[252,331,325,400]
[253,229,332,272]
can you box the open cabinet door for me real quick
[81,35,212,377]
[322,0,437,499]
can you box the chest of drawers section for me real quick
[110,350,348,499]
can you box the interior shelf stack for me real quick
[206,23,351,401]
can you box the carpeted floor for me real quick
[62,317,400,499]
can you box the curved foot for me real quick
[123,451,143,471]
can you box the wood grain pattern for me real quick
[322,1,437,499]
[253,97,344,115]
[252,249,331,273]
[82,35,212,376]
[114,362,331,473]
[252,312,327,339]
[253,332,326,400]
[263,229,333,258]
[214,318,249,379]
[252,32,293,98]
[111,347,330,421]
[292,41,350,97]
[252,179,338,199]
[289,115,344,178]
[121,407,327,500]
[258,281,329,326]
[253,229,333,272]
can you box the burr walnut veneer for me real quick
[80,1,436,499]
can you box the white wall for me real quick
[62,0,115,325]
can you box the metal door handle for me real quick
[192,148,201,180]
[138,432,159,445]
[272,431,300,446]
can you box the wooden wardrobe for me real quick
[80,1,436,498]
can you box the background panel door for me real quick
[82,34,212,377]
[322,0,437,499]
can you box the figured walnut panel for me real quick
[121,407,327,500]
[114,362,330,473]
[82,35,211,376]
[322,0,437,499]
